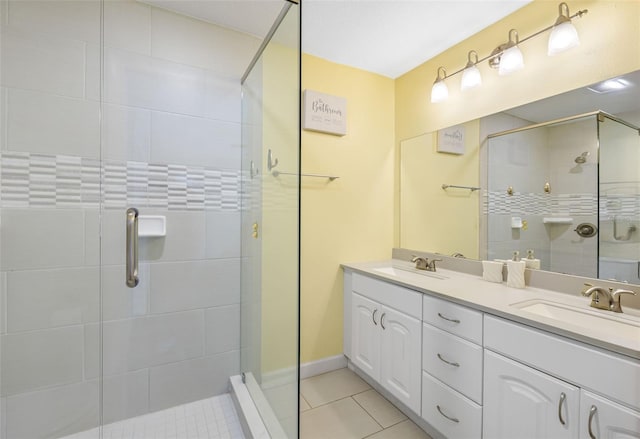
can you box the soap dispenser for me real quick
[524,249,541,270]
[507,251,526,289]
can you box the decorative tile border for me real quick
[483,190,639,218]
[1,152,241,211]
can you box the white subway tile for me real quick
[1,326,84,395]
[102,264,149,321]
[102,369,150,424]
[6,88,99,157]
[149,351,239,411]
[149,259,240,314]
[102,104,151,162]
[104,47,206,116]
[150,111,240,169]
[1,27,87,98]
[5,380,99,439]
[102,310,204,376]
[206,211,241,259]
[150,7,258,77]
[6,267,99,332]
[104,0,151,56]
[7,0,100,43]
[204,74,241,123]
[139,211,207,262]
[205,304,240,355]
[1,209,86,270]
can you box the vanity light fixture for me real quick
[429,2,588,103]
[430,67,449,103]
[460,50,482,91]
[498,29,524,76]
[548,2,581,55]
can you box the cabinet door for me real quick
[351,292,380,380]
[379,305,421,413]
[580,390,640,439]
[483,350,579,439]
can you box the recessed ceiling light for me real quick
[587,78,632,94]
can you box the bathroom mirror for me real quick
[400,69,640,285]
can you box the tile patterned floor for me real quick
[61,394,244,439]
[300,368,433,439]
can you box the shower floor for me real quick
[61,394,245,439]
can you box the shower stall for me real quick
[485,111,640,283]
[0,0,300,437]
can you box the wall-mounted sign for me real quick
[303,90,347,136]
[437,124,465,155]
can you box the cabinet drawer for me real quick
[421,371,482,439]
[485,315,640,411]
[352,273,422,319]
[422,294,483,344]
[422,323,483,404]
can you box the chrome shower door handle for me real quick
[126,208,139,288]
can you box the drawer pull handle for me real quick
[558,392,566,426]
[372,309,378,325]
[380,313,386,330]
[437,312,460,324]
[588,405,597,439]
[436,405,459,423]
[437,353,460,367]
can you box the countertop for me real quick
[342,259,640,360]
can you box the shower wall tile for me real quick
[1,326,84,395]
[102,370,150,424]
[85,43,101,101]
[0,209,86,270]
[83,323,100,381]
[140,211,207,262]
[102,264,150,321]
[149,259,240,314]
[205,211,241,259]
[148,350,239,412]
[5,380,99,439]
[204,74,241,123]
[102,104,151,163]
[150,7,258,77]
[104,47,207,117]
[7,0,100,44]
[102,310,205,376]
[0,26,87,98]
[6,267,99,332]
[5,88,100,157]
[103,0,152,56]
[205,305,240,355]
[150,111,240,169]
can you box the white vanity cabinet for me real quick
[349,274,422,413]
[484,315,640,439]
[483,350,579,438]
[580,391,640,439]
[421,294,484,438]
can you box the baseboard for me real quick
[300,354,347,379]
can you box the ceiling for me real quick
[141,0,533,79]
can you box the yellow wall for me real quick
[394,0,640,251]
[301,0,640,363]
[301,54,395,363]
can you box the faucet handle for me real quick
[611,289,637,313]
[411,255,425,262]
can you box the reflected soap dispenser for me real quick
[507,251,526,289]
[525,249,541,270]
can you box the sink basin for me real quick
[511,299,640,344]
[373,266,448,281]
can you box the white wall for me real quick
[0,1,259,437]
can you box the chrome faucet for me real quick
[427,259,442,272]
[581,283,613,311]
[611,289,637,313]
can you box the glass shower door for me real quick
[240,2,300,437]
[598,115,640,283]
